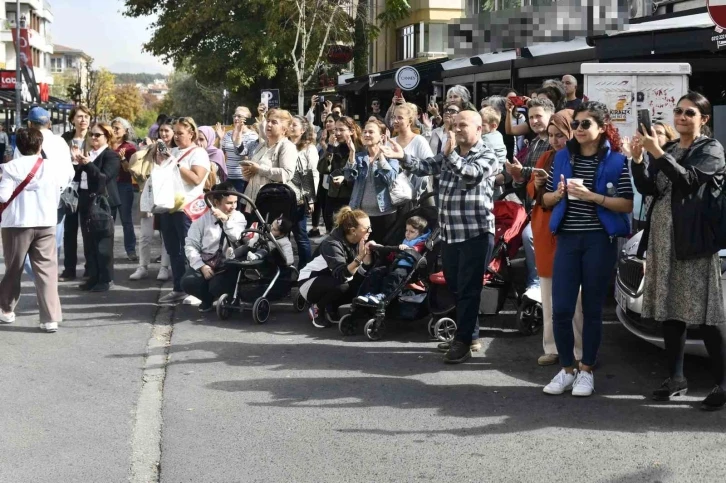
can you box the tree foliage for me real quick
[110,84,144,122]
[160,70,225,126]
[85,66,116,120]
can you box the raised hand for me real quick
[640,125,663,159]
[631,134,645,164]
[443,130,455,156]
[380,138,405,160]
[557,174,567,199]
[422,113,432,129]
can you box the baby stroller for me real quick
[337,201,442,341]
[428,199,539,341]
[211,184,299,324]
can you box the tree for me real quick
[161,70,225,126]
[85,63,116,120]
[111,84,144,122]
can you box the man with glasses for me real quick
[562,75,583,110]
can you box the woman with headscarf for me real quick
[525,111,584,367]
[197,126,228,183]
[110,117,138,262]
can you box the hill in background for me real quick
[113,73,167,85]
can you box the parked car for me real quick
[615,231,726,357]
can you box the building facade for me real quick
[0,0,54,86]
[50,44,91,99]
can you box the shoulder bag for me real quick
[0,156,44,222]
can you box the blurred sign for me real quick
[261,89,280,109]
[0,71,17,90]
[395,66,420,91]
[708,0,726,29]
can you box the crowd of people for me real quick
[1,74,725,411]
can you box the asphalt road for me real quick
[1,216,725,482]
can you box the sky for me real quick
[51,0,172,74]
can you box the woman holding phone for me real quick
[308,113,339,238]
[321,116,362,232]
[344,119,400,242]
[215,106,258,194]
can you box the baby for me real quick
[231,216,294,266]
[355,216,430,306]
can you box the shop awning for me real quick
[605,12,714,37]
[526,37,592,57]
[442,50,516,71]
[369,77,397,92]
[337,79,368,94]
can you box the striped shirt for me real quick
[222,130,259,180]
[546,154,634,232]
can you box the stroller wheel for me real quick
[364,318,385,341]
[293,291,307,313]
[434,317,457,342]
[216,294,231,320]
[252,297,271,324]
[338,314,357,337]
[516,302,543,336]
[427,317,438,340]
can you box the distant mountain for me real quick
[113,73,167,85]
[108,60,171,76]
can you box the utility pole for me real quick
[15,0,22,130]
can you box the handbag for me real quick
[86,193,114,237]
[59,182,79,214]
[389,171,414,206]
[704,174,726,249]
[0,156,44,222]
[291,153,316,204]
[200,228,228,272]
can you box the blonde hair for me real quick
[174,117,199,142]
[479,106,501,126]
[234,106,252,119]
[266,108,293,135]
[394,103,418,129]
[334,206,369,234]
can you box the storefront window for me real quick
[424,24,447,54]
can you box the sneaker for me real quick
[354,294,371,305]
[0,311,15,323]
[652,377,688,402]
[198,302,214,313]
[437,340,481,353]
[308,228,321,237]
[367,293,384,305]
[443,340,472,364]
[309,304,331,328]
[543,369,577,395]
[129,267,149,280]
[158,291,188,305]
[538,354,559,366]
[78,281,96,291]
[572,370,595,397]
[127,252,139,262]
[157,267,170,281]
[39,321,58,333]
[183,295,202,306]
[523,285,541,302]
[58,272,76,282]
[701,386,726,411]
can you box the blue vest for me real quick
[549,140,631,237]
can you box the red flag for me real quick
[11,28,33,69]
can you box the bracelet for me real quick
[353,257,362,265]
[601,194,606,205]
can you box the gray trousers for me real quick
[0,226,62,323]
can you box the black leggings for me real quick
[663,320,726,389]
[311,178,327,229]
[301,274,363,310]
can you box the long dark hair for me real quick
[573,101,622,152]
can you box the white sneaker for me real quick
[572,370,595,397]
[39,322,58,333]
[129,267,149,280]
[0,311,15,323]
[543,368,577,395]
[158,291,187,305]
[157,267,170,281]
[523,286,541,303]
[183,295,202,306]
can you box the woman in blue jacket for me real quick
[344,119,399,243]
[541,101,634,397]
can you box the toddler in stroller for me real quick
[232,217,294,265]
[354,216,430,306]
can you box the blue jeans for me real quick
[442,232,495,343]
[229,178,247,195]
[112,182,137,255]
[24,217,64,281]
[522,222,539,290]
[552,231,618,367]
[291,205,311,270]
[159,211,192,292]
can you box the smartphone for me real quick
[156,140,168,156]
[394,88,402,100]
[532,168,549,177]
[637,109,652,135]
[511,96,525,108]
[244,117,256,126]
[319,95,325,104]
[429,95,437,106]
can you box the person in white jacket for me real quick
[0,127,74,332]
[181,182,246,312]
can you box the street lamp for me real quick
[15,0,22,130]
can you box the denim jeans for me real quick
[228,178,247,195]
[442,232,495,343]
[552,231,618,368]
[112,182,137,255]
[159,211,192,292]
[291,205,311,270]
[522,222,539,290]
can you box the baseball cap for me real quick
[25,106,50,125]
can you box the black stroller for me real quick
[337,200,442,341]
[211,184,299,324]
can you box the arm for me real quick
[308,146,320,194]
[343,153,359,183]
[445,147,497,185]
[222,211,247,242]
[179,163,208,185]
[84,150,120,184]
[257,141,296,183]
[630,157,658,196]
[654,142,725,195]
[374,155,399,188]
[305,108,315,125]
[0,169,14,202]
[237,133,259,157]
[320,240,358,283]
[184,220,206,270]
[400,153,443,177]
[508,121,530,136]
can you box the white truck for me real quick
[581,62,691,138]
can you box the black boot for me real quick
[701,386,726,411]
[652,377,688,401]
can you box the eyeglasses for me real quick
[673,107,698,118]
[444,108,459,115]
[90,132,104,138]
[360,225,372,233]
[233,114,246,119]
[570,119,594,130]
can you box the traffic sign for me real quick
[708,0,726,30]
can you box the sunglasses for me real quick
[673,107,698,118]
[90,132,105,138]
[570,119,594,130]
[444,108,459,115]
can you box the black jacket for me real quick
[632,136,726,260]
[79,148,122,208]
[322,144,353,200]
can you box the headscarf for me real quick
[198,126,227,180]
[548,110,574,140]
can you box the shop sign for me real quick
[260,89,280,109]
[0,71,17,90]
[395,66,420,91]
[710,26,726,50]
[708,1,726,30]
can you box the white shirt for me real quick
[14,128,72,165]
[184,210,246,270]
[0,153,75,228]
[80,145,107,189]
[171,146,211,203]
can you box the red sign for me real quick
[708,0,726,30]
[0,71,17,90]
[11,28,33,69]
[39,82,49,102]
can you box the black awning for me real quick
[369,77,397,92]
[590,26,719,61]
[337,79,368,94]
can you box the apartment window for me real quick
[424,23,447,54]
[50,57,61,72]
[65,55,76,69]
[397,25,417,61]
